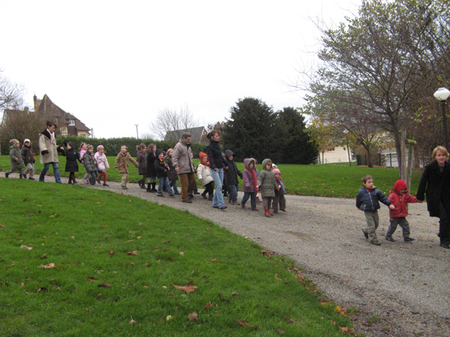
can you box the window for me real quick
[60,127,68,136]
[69,119,75,126]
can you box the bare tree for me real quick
[0,70,24,112]
[150,105,199,140]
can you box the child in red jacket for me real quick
[386,179,422,242]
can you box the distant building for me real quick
[318,146,353,164]
[33,94,90,137]
[164,126,208,144]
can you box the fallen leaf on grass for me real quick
[127,251,138,255]
[237,320,248,328]
[285,317,293,324]
[37,287,48,292]
[98,283,111,288]
[85,307,91,312]
[171,283,197,294]
[109,250,114,256]
[38,263,55,269]
[204,302,211,309]
[20,245,32,250]
[0,224,5,228]
[129,319,137,325]
[276,329,285,334]
[166,315,173,321]
[188,311,198,322]
[86,276,96,282]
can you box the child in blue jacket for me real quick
[356,175,395,245]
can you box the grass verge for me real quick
[0,179,354,336]
[0,156,423,199]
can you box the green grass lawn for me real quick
[0,179,353,336]
[1,155,423,199]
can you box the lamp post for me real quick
[134,124,139,139]
[434,87,450,150]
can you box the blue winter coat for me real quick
[356,186,391,211]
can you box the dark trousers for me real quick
[202,181,214,198]
[241,192,257,209]
[272,189,286,212]
[439,201,450,245]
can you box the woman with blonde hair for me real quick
[417,146,450,249]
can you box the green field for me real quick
[0,179,353,336]
[1,155,422,199]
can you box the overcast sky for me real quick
[1,0,359,139]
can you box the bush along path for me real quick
[2,173,450,336]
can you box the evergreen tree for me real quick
[277,107,317,164]
[222,97,283,163]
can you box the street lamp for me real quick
[134,124,139,139]
[434,87,450,150]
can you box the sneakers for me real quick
[362,228,369,239]
[265,210,271,217]
[370,240,381,246]
[385,235,396,242]
[121,186,128,190]
[404,237,415,242]
[182,199,192,203]
[5,172,9,178]
[251,208,258,211]
[440,243,450,249]
[103,183,109,186]
[29,177,35,180]
[220,206,227,210]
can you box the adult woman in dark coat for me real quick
[205,130,229,210]
[417,146,450,249]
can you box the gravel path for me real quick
[4,174,450,336]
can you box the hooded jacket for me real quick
[197,152,214,186]
[356,186,391,211]
[388,179,417,218]
[242,158,257,193]
[257,158,277,198]
[224,150,243,186]
[83,150,98,173]
[21,144,36,165]
[9,145,25,170]
[154,150,169,178]
[205,139,227,170]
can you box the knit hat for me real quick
[86,144,94,150]
[156,149,164,157]
[272,168,281,175]
[9,139,19,146]
[97,145,104,151]
[23,138,31,143]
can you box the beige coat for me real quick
[172,140,195,174]
[115,151,138,174]
[39,129,59,164]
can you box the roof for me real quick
[164,126,208,143]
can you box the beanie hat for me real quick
[156,149,164,157]
[97,145,104,151]
[86,144,94,151]
[23,138,31,143]
[9,139,19,146]
[393,179,408,194]
[272,168,281,175]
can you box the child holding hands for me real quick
[241,158,258,211]
[257,158,280,217]
[386,179,421,242]
[95,145,110,186]
[356,175,395,245]
[115,145,139,190]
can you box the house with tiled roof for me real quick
[164,126,208,144]
[33,94,90,137]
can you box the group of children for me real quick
[356,174,422,245]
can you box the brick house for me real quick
[33,94,90,137]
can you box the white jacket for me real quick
[197,163,214,186]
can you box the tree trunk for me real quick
[392,127,404,180]
[400,127,407,181]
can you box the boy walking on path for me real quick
[356,175,395,245]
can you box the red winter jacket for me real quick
[388,180,418,218]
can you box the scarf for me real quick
[246,168,258,192]
[275,176,286,194]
